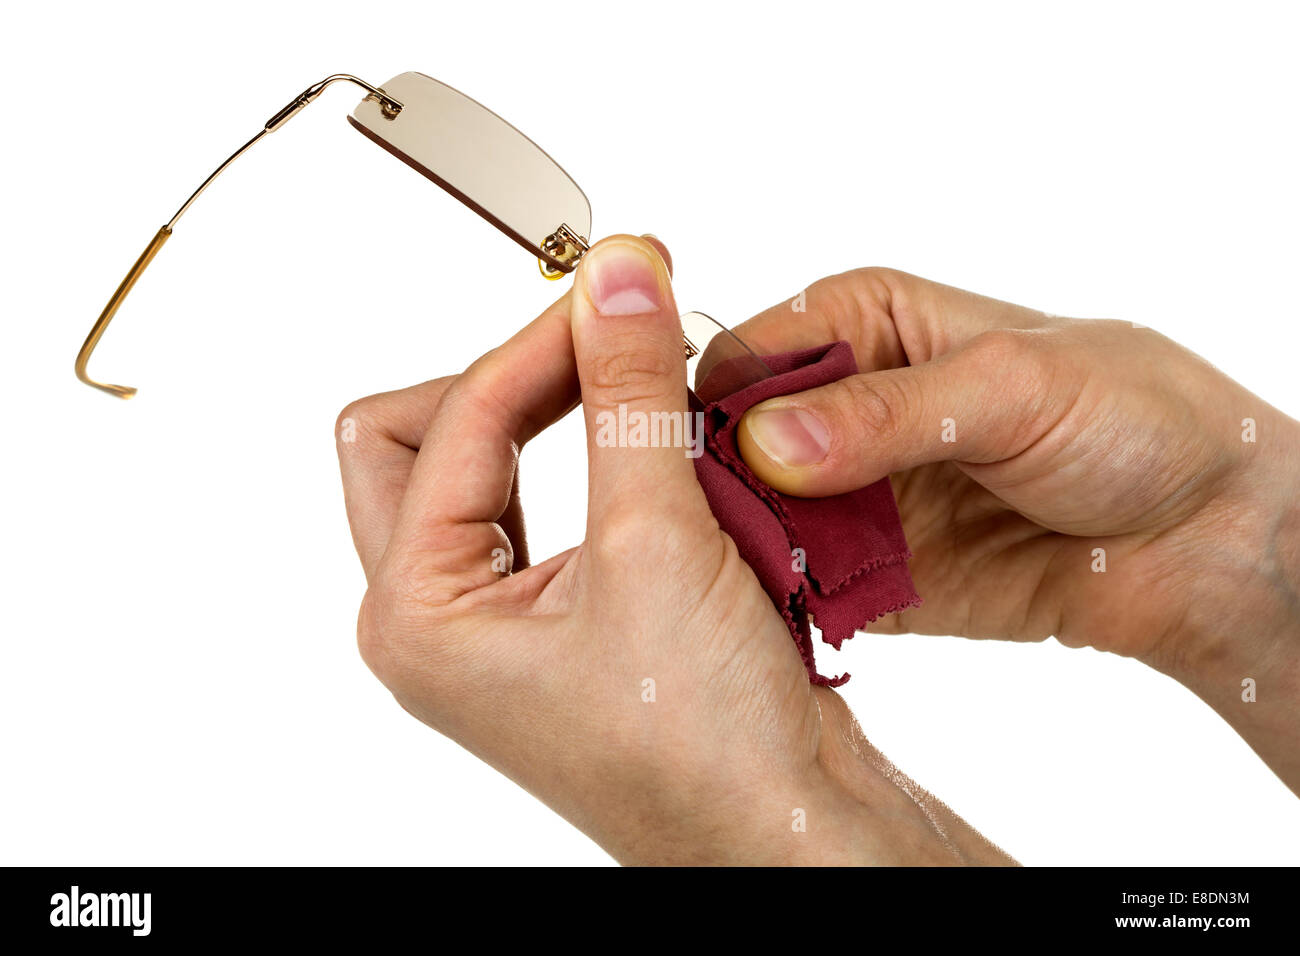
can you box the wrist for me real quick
[797,688,1016,865]
[1145,412,1300,792]
[609,694,1013,865]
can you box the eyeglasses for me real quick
[75,70,767,399]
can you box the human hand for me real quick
[336,240,1013,864]
[732,269,1300,792]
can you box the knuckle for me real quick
[594,510,681,568]
[355,584,401,682]
[584,341,678,406]
[335,398,373,446]
[970,328,1036,365]
[808,266,904,318]
[594,511,655,563]
[969,329,1053,397]
[839,373,909,441]
[838,266,906,300]
[354,562,437,681]
[357,559,477,700]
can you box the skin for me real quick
[336,237,1009,865]
[336,240,1297,864]
[732,267,1300,796]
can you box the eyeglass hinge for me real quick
[539,223,590,279]
[265,75,403,133]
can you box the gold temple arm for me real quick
[75,226,172,398]
[75,74,403,398]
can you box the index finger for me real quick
[730,267,1053,373]
[382,295,580,605]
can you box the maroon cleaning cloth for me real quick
[692,342,921,686]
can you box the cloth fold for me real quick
[691,341,921,685]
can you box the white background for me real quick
[3,0,1297,865]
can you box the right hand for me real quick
[730,268,1300,793]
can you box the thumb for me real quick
[571,235,712,532]
[736,332,1066,497]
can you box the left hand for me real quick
[335,236,1012,865]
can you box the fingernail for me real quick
[745,406,831,467]
[582,241,663,316]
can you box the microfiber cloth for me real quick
[692,341,921,686]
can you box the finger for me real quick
[737,329,1081,496]
[569,235,713,532]
[384,296,580,604]
[337,234,672,581]
[499,468,528,571]
[731,267,1053,372]
[641,234,673,276]
[336,376,456,580]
